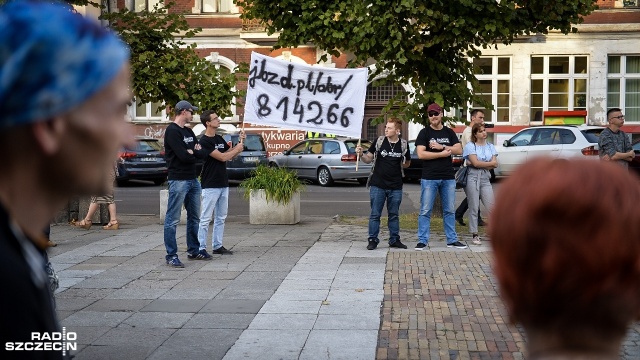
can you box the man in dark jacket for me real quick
[0,2,131,358]
[163,100,205,268]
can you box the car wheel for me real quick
[153,178,166,186]
[268,162,278,168]
[317,166,334,187]
[357,178,368,185]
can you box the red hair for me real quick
[489,158,640,342]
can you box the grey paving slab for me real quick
[187,270,242,280]
[62,325,111,345]
[121,312,194,328]
[214,286,277,301]
[141,299,208,313]
[222,329,310,360]
[105,287,169,300]
[325,288,383,302]
[75,344,155,360]
[268,289,330,301]
[60,311,132,327]
[159,287,222,300]
[199,261,253,272]
[248,313,317,330]
[171,278,231,290]
[259,300,322,314]
[244,261,296,272]
[84,299,153,312]
[277,278,334,290]
[92,327,175,347]
[55,297,99,311]
[285,270,337,280]
[313,313,380,330]
[201,299,266,314]
[149,328,243,360]
[55,288,113,299]
[299,330,378,360]
[318,299,382,315]
[183,313,255,329]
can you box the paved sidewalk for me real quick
[49,215,640,359]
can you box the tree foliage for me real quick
[236,0,597,125]
[100,1,244,116]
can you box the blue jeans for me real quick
[417,179,458,245]
[368,186,403,245]
[198,187,229,251]
[164,179,201,259]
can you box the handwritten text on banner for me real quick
[244,52,367,139]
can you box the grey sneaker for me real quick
[166,256,185,268]
[447,241,468,249]
[415,243,427,250]
[212,246,234,255]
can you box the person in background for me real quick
[0,2,131,358]
[163,100,204,268]
[455,109,487,226]
[599,107,634,169]
[196,110,245,258]
[462,123,497,245]
[415,103,466,250]
[355,118,411,250]
[72,164,119,230]
[489,158,640,359]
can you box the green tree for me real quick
[236,0,597,125]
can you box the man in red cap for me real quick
[414,103,466,250]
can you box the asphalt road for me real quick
[114,179,429,217]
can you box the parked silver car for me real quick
[268,137,373,186]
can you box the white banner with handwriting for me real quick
[244,52,367,138]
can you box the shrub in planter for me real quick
[239,165,305,204]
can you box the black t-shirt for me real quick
[415,125,459,180]
[164,122,200,180]
[199,134,230,188]
[369,137,411,190]
[0,203,62,360]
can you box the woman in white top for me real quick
[462,123,498,245]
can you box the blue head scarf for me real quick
[0,1,130,128]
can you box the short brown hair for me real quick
[489,158,640,343]
[470,123,485,143]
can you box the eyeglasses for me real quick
[609,115,624,120]
[428,111,440,117]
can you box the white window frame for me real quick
[130,0,163,12]
[194,0,238,13]
[607,54,640,124]
[472,56,512,124]
[129,100,167,122]
[530,55,589,125]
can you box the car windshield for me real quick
[344,139,372,154]
[126,140,162,152]
[229,135,264,151]
[581,129,603,143]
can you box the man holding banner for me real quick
[356,118,411,250]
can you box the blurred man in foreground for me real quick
[0,2,131,358]
[489,158,640,359]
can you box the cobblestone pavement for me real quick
[375,240,640,360]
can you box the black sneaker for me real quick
[367,240,378,250]
[389,241,407,249]
[447,241,468,249]
[212,246,233,255]
[478,219,487,227]
[187,250,213,260]
[166,256,184,268]
[455,217,466,226]
[415,243,427,250]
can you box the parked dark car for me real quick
[631,138,640,177]
[268,137,372,186]
[116,138,167,186]
[195,132,268,180]
[403,140,463,182]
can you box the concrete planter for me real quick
[159,189,187,224]
[249,190,300,225]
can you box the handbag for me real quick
[455,165,469,189]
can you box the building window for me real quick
[201,0,235,13]
[472,57,511,123]
[365,81,408,103]
[132,100,166,121]
[608,55,640,123]
[134,0,162,12]
[530,55,588,123]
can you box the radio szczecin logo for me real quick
[5,327,77,355]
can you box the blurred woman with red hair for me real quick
[489,158,640,359]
